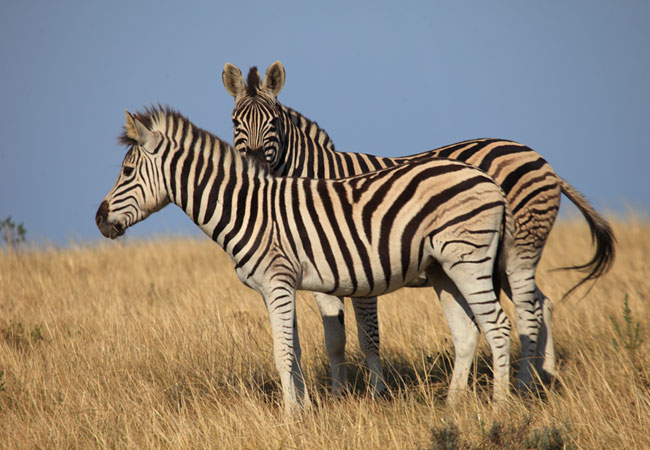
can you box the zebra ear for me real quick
[263,61,285,98]
[125,110,155,147]
[222,63,245,100]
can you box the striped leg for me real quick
[262,286,310,414]
[448,273,511,402]
[352,297,387,395]
[314,293,387,396]
[429,266,481,404]
[509,269,543,391]
[434,241,512,401]
[535,287,556,382]
[313,292,348,395]
[291,310,309,405]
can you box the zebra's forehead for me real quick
[235,94,278,118]
[238,92,275,107]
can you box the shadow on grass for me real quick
[313,343,569,404]
[428,417,576,450]
[159,341,572,412]
[308,347,497,404]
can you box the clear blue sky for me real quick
[1,1,648,246]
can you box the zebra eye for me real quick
[122,166,134,177]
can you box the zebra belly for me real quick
[297,260,432,298]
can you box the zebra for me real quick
[96,106,516,413]
[221,61,615,397]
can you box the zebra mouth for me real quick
[109,223,125,239]
[97,219,125,239]
[96,201,125,239]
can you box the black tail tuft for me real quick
[557,178,616,299]
[493,201,513,300]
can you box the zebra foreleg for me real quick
[262,287,310,414]
[291,309,310,407]
[351,296,387,396]
[313,292,349,395]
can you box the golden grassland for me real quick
[1,218,649,449]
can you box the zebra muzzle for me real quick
[95,201,125,239]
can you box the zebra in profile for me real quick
[222,61,615,396]
[96,106,515,413]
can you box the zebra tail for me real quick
[556,177,616,299]
[493,199,515,300]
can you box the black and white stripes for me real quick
[222,61,615,396]
[97,106,514,412]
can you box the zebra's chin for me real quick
[108,223,125,239]
[97,221,125,239]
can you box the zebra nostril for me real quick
[95,200,109,226]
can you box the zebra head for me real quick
[222,61,286,168]
[96,110,170,239]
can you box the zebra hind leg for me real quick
[507,268,543,392]
[449,275,511,402]
[535,287,556,383]
[436,243,512,402]
[429,265,481,404]
[351,296,387,396]
[313,292,349,395]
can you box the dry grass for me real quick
[1,218,649,449]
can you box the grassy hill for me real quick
[1,219,648,448]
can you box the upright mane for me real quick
[117,104,188,147]
[246,67,261,97]
[117,104,270,175]
[283,104,337,152]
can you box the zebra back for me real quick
[222,62,614,293]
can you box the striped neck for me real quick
[275,103,399,179]
[151,110,270,251]
[276,104,339,178]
